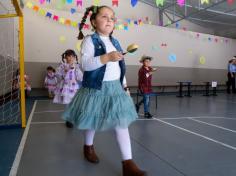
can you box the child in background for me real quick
[12,69,31,98]
[53,49,83,128]
[63,5,146,176]
[44,66,57,98]
[136,55,157,119]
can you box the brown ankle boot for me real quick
[83,145,99,164]
[122,159,147,176]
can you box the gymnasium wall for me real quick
[22,2,236,88]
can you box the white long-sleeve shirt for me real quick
[80,35,127,86]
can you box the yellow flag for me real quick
[93,0,100,6]
[39,9,46,16]
[71,21,77,27]
[59,18,65,24]
[26,2,33,8]
[201,0,209,4]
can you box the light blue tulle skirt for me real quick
[62,80,138,131]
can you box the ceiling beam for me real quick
[164,0,227,26]
[188,17,236,27]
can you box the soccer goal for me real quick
[0,0,26,128]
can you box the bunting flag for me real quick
[175,22,179,28]
[66,0,73,3]
[26,2,33,8]
[39,9,46,16]
[61,0,66,4]
[71,21,77,27]
[227,0,234,4]
[93,0,100,6]
[156,0,164,6]
[53,15,59,21]
[112,0,119,7]
[131,0,138,7]
[70,8,76,14]
[201,0,209,5]
[39,0,45,4]
[76,0,82,7]
[167,20,171,25]
[177,0,185,7]
[46,12,52,18]
[65,19,71,25]
[33,5,39,11]
[59,17,65,24]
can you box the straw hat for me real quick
[139,55,153,63]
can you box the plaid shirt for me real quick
[138,66,153,93]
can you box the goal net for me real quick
[0,0,26,128]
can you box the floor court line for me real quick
[154,116,236,120]
[31,121,64,125]
[189,118,236,134]
[153,117,236,151]
[34,110,64,114]
[9,101,37,176]
[31,117,236,124]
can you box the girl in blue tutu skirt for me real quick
[63,5,147,176]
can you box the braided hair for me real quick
[77,5,114,40]
[61,49,78,64]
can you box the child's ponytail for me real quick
[77,6,96,40]
[61,53,66,63]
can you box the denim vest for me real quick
[82,33,126,90]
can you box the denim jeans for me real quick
[137,93,156,113]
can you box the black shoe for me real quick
[144,112,153,119]
[135,104,139,113]
[65,121,73,128]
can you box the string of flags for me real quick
[37,0,234,7]
[26,1,150,30]
[29,0,231,45]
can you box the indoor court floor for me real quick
[10,93,236,176]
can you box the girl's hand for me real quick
[124,87,130,96]
[108,51,123,62]
[100,51,123,64]
[126,89,131,96]
[152,68,157,71]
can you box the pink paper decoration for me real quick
[112,0,119,6]
[177,0,185,7]
[76,0,82,7]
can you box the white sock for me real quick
[84,129,95,146]
[115,128,132,161]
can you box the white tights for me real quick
[84,128,132,161]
